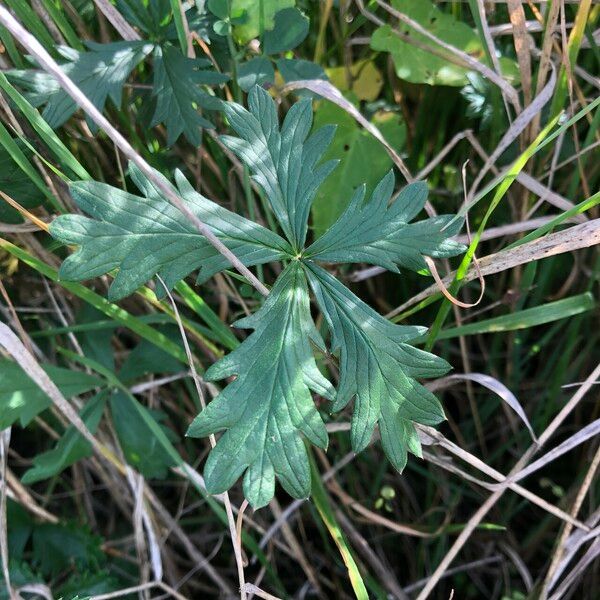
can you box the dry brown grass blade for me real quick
[542,444,600,596]
[91,0,140,41]
[0,429,13,600]
[0,6,270,299]
[507,0,533,107]
[388,218,600,317]
[415,362,600,599]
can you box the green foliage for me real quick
[7,32,229,145]
[263,7,309,54]
[110,390,179,479]
[219,87,338,250]
[49,164,290,300]
[0,143,40,223]
[32,523,104,577]
[230,0,295,43]
[306,172,465,272]
[188,262,334,508]
[52,86,464,507]
[7,42,153,129]
[150,43,229,145]
[0,361,102,428]
[310,100,406,235]
[371,0,482,86]
[237,57,275,92]
[21,393,107,484]
[304,263,447,469]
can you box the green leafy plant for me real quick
[7,37,228,145]
[50,86,465,508]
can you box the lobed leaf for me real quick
[304,262,450,471]
[150,43,229,145]
[50,163,291,300]
[7,41,153,130]
[187,262,334,509]
[307,172,465,272]
[220,86,337,250]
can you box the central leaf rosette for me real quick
[50,86,465,508]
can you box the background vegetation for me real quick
[0,0,598,599]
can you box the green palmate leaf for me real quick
[0,360,103,429]
[21,393,106,485]
[187,262,335,509]
[49,85,463,508]
[49,163,291,300]
[150,43,229,145]
[7,41,153,129]
[307,171,465,272]
[304,262,450,470]
[220,85,337,250]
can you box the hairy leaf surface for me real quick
[50,163,291,300]
[304,262,450,470]
[187,262,334,509]
[307,171,465,272]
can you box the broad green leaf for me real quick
[276,58,327,85]
[307,172,465,272]
[370,0,483,86]
[49,162,291,300]
[304,262,449,471]
[263,8,309,54]
[220,85,337,250]
[0,360,103,428]
[326,60,384,102]
[150,43,229,145]
[237,57,275,92]
[110,390,179,479]
[7,42,153,129]
[32,524,104,577]
[187,262,335,509]
[310,101,407,235]
[21,393,106,484]
[118,335,184,381]
[232,0,295,43]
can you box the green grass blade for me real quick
[0,73,90,180]
[175,281,239,351]
[426,115,561,349]
[4,0,57,50]
[309,452,369,600]
[168,0,190,55]
[436,293,595,340]
[39,0,83,49]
